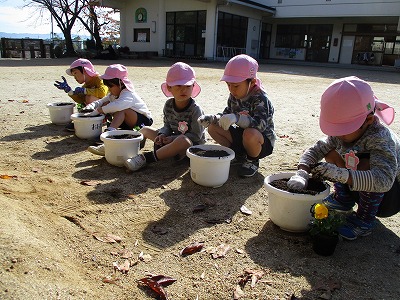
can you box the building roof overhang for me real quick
[222,0,276,15]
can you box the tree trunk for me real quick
[63,28,77,57]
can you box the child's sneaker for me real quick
[238,159,259,177]
[323,193,354,213]
[231,154,246,166]
[124,154,146,171]
[338,213,373,240]
[87,144,105,156]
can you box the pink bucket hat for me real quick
[66,58,99,77]
[221,54,262,86]
[319,76,395,136]
[161,62,201,98]
[100,64,134,92]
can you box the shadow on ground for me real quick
[245,218,400,299]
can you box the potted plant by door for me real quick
[309,203,345,256]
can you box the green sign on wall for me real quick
[135,8,147,23]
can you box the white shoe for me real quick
[87,144,105,156]
[124,154,146,171]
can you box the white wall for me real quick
[263,0,400,18]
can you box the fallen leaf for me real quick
[92,232,122,243]
[211,243,230,259]
[147,274,177,287]
[0,174,17,179]
[151,225,168,235]
[319,290,332,300]
[240,205,252,215]
[80,180,100,186]
[180,242,204,257]
[102,275,122,287]
[139,253,152,262]
[192,204,207,213]
[233,285,245,299]
[22,99,29,103]
[138,274,177,300]
[106,234,122,243]
[119,259,130,274]
[119,249,133,259]
[238,269,265,288]
[327,278,342,291]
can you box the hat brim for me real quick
[66,67,98,77]
[161,82,201,98]
[319,114,366,136]
[101,74,135,92]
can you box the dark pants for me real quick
[228,126,273,159]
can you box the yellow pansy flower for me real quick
[314,203,328,220]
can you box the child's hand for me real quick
[219,114,238,130]
[311,162,349,184]
[72,87,86,95]
[54,76,71,93]
[198,114,219,128]
[154,134,165,146]
[84,102,99,111]
[83,109,100,117]
[287,170,309,190]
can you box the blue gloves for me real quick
[72,87,86,95]
[54,76,71,93]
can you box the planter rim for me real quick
[71,112,104,121]
[47,102,75,107]
[186,144,235,161]
[100,130,143,142]
[264,172,330,201]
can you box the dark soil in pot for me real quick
[107,134,140,139]
[54,103,73,106]
[189,147,230,158]
[77,114,101,118]
[270,178,327,195]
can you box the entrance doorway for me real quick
[305,25,333,62]
[165,11,206,58]
[260,23,272,59]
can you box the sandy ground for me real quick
[0,57,399,300]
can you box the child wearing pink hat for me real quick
[198,54,276,177]
[54,58,108,131]
[288,76,400,240]
[124,62,205,172]
[86,64,153,156]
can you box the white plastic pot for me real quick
[70,113,104,140]
[264,172,330,232]
[100,130,143,167]
[186,144,235,188]
[47,102,75,125]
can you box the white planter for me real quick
[70,113,104,140]
[186,144,235,188]
[100,130,143,167]
[264,172,330,232]
[47,102,75,125]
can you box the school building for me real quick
[98,0,400,67]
